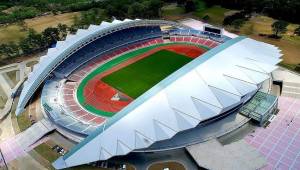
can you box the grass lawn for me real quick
[162,3,185,20]
[25,12,80,32]
[34,143,60,162]
[102,50,192,98]
[236,15,300,65]
[6,70,18,85]
[0,24,27,44]
[0,12,79,45]
[16,106,31,131]
[193,5,231,26]
[0,86,8,109]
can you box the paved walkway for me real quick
[186,139,266,170]
[273,67,300,98]
[244,96,300,170]
[281,82,300,99]
[0,119,54,167]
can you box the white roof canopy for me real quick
[16,19,184,116]
[52,35,281,169]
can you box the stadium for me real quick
[15,19,282,169]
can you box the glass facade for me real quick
[240,91,278,126]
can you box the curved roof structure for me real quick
[16,19,185,116]
[52,34,282,169]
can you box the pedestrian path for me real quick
[0,119,54,167]
[282,82,300,99]
[244,96,300,169]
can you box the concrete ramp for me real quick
[0,119,55,167]
[186,139,266,170]
[15,119,55,147]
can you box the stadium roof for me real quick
[52,34,282,169]
[15,19,185,116]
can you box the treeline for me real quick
[0,0,164,25]
[0,6,107,60]
[0,0,166,64]
[0,0,101,24]
[103,0,162,19]
[203,0,300,23]
[0,24,68,60]
[0,7,40,24]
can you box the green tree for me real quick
[0,43,20,58]
[42,27,60,47]
[177,0,185,6]
[185,0,196,13]
[57,23,68,40]
[294,26,300,36]
[20,29,45,54]
[272,20,289,37]
[231,19,245,30]
[128,2,145,18]
[68,25,78,34]
[202,15,210,22]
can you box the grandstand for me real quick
[40,25,226,136]
[14,19,281,169]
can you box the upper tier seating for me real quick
[54,26,162,77]
[168,29,231,43]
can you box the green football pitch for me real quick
[102,50,193,98]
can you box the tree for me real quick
[272,20,289,37]
[128,2,145,18]
[20,29,45,54]
[146,0,163,18]
[177,0,185,6]
[294,26,300,36]
[185,0,196,13]
[0,43,20,58]
[42,27,60,47]
[68,25,78,34]
[202,15,210,22]
[231,19,245,30]
[57,23,68,40]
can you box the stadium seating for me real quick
[42,32,164,136]
[54,26,162,77]
[41,79,102,136]
[42,26,227,137]
[170,35,220,48]
[67,37,164,83]
[168,28,230,43]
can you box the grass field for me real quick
[0,24,27,44]
[194,5,231,26]
[236,15,300,64]
[0,12,79,45]
[34,143,60,163]
[102,50,192,98]
[161,3,185,20]
[25,12,80,32]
